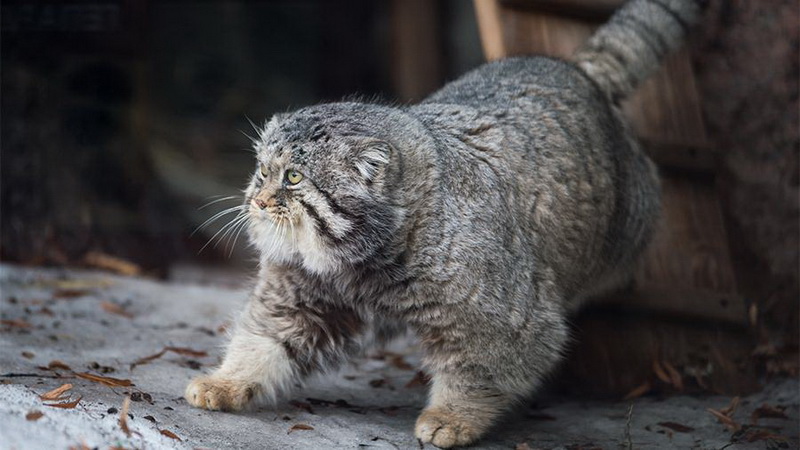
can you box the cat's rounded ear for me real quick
[355,139,393,181]
[259,113,289,140]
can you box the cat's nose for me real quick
[254,196,277,210]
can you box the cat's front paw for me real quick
[185,375,259,411]
[415,406,487,448]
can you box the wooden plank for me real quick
[635,173,739,293]
[390,0,443,102]
[558,310,760,397]
[502,0,624,20]
[624,50,709,155]
[598,286,746,327]
[474,0,507,61]
[498,7,593,58]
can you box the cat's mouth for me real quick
[250,201,295,225]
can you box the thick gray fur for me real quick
[185,0,704,447]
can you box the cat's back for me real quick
[414,56,625,173]
[407,56,658,297]
[421,56,607,115]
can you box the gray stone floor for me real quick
[1,264,797,449]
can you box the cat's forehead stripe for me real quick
[260,140,313,167]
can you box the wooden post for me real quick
[391,0,444,102]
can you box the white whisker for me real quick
[245,115,261,136]
[228,214,251,258]
[215,212,249,250]
[238,128,258,144]
[219,213,250,253]
[192,205,247,236]
[198,196,240,210]
[198,209,247,254]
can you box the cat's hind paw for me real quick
[415,406,486,448]
[185,375,258,411]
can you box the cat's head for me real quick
[244,103,404,274]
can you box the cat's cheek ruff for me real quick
[295,216,340,274]
[245,211,339,274]
[247,218,296,266]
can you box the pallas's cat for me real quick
[186,0,704,446]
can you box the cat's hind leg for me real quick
[413,300,568,447]
[415,373,514,448]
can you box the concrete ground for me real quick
[1,264,797,449]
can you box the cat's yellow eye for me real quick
[286,170,304,185]
[259,164,268,178]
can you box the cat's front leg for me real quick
[184,323,295,411]
[186,279,363,411]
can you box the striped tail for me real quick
[573,0,706,102]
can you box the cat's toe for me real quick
[415,407,484,448]
[185,375,257,411]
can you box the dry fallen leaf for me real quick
[49,278,114,290]
[405,371,431,389]
[45,396,82,409]
[119,396,131,437]
[751,403,788,423]
[658,421,695,433]
[720,396,740,416]
[160,429,182,441]
[83,251,142,276]
[652,360,671,384]
[47,360,73,371]
[388,355,414,371]
[289,400,315,415]
[75,372,133,387]
[515,443,532,450]
[288,423,314,434]
[744,427,789,443]
[369,378,387,388]
[130,346,208,370]
[40,384,73,401]
[53,289,90,299]
[1,319,32,328]
[100,301,134,319]
[707,408,741,432]
[165,346,208,357]
[26,410,44,421]
[623,381,651,400]
[661,361,684,391]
